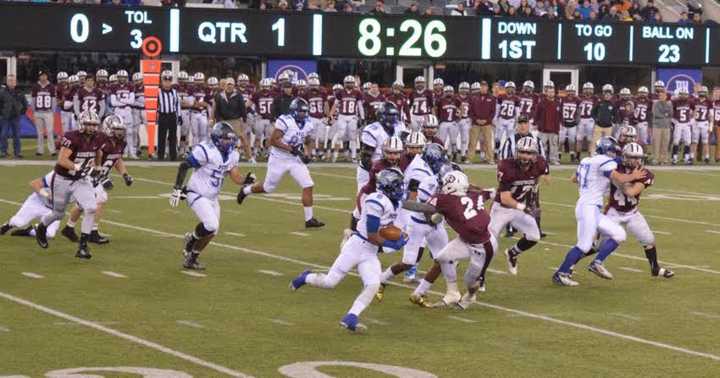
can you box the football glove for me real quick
[123,173,134,186]
[169,186,186,208]
[301,155,312,165]
[73,163,95,179]
[382,234,409,251]
[101,177,114,190]
[290,144,304,157]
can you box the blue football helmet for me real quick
[422,143,447,174]
[210,122,238,155]
[376,168,405,203]
[595,136,621,157]
[378,102,399,128]
[289,97,309,123]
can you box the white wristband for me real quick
[516,203,526,211]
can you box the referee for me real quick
[158,70,179,161]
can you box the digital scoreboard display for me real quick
[0,4,718,66]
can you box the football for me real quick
[379,225,403,241]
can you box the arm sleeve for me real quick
[600,159,618,177]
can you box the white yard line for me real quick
[653,230,672,235]
[290,232,309,237]
[486,268,508,275]
[705,230,720,235]
[54,320,120,326]
[225,232,246,237]
[610,313,642,321]
[176,320,205,329]
[365,318,389,326]
[102,271,127,279]
[257,270,284,277]
[180,271,207,278]
[96,218,720,362]
[0,325,9,332]
[690,311,720,320]
[619,267,643,273]
[0,291,252,377]
[448,316,478,324]
[21,272,44,279]
[269,319,293,326]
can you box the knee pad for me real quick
[195,222,216,237]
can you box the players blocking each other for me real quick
[169,122,256,271]
[553,137,648,286]
[0,171,61,239]
[237,98,325,228]
[290,169,408,333]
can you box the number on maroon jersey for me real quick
[342,98,357,114]
[562,104,577,120]
[613,188,638,207]
[460,196,484,220]
[500,102,515,117]
[579,102,593,118]
[259,99,273,115]
[412,98,428,114]
[519,99,533,115]
[35,95,52,109]
[82,99,97,112]
[309,99,323,114]
[634,105,647,121]
[678,108,690,123]
[696,106,708,121]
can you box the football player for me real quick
[237,98,325,228]
[189,72,213,144]
[0,171,61,239]
[402,170,496,310]
[357,102,407,192]
[491,137,547,275]
[363,83,386,125]
[432,78,444,99]
[616,88,634,128]
[169,122,254,270]
[35,111,106,259]
[56,72,76,133]
[62,115,133,244]
[593,143,673,278]
[577,82,597,160]
[330,76,363,163]
[132,72,145,156]
[617,125,637,149]
[496,81,520,153]
[409,76,434,131]
[436,86,460,158]
[31,70,57,156]
[290,169,408,333]
[386,81,411,126]
[671,87,694,165]
[456,82,472,162]
[251,78,277,158]
[176,71,193,157]
[559,84,580,162]
[304,77,329,159]
[692,86,712,164]
[74,75,105,120]
[632,87,652,149]
[110,70,136,158]
[553,137,646,286]
[518,81,537,123]
[404,130,426,157]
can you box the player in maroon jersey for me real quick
[131,72,145,156]
[353,137,407,221]
[74,75,105,119]
[577,82,597,159]
[713,86,720,163]
[386,81,411,125]
[436,86,460,159]
[95,69,109,93]
[403,170,496,309]
[63,115,133,245]
[432,78,444,99]
[59,74,79,133]
[110,70,137,157]
[303,77,329,159]
[330,76,364,163]
[518,81,537,130]
[691,86,712,163]
[188,72,214,146]
[496,82,520,153]
[250,78,277,158]
[31,70,57,156]
[363,83,386,124]
[616,88,635,127]
[671,87,694,164]
[559,84,581,162]
[409,76,434,130]
[35,111,106,259]
[490,136,547,275]
[632,86,652,150]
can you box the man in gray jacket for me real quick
[1,75,28,159]
[651,91,672,165]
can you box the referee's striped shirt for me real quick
[499,133,545,160]
[158,88,179,115]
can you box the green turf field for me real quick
[1,162,720,377]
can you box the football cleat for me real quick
[0,223,11,235]
[340,313,367,333]
[61,225,79,242]
[436,290,462,307]
[652,267,675,278]
[35,224,49,249]
[409,293,433,308]
[403,265,418,283]
[305,218,325,228]
[588,261,614,280]
[456,292,476,310]
[88,230,109,244]
[183,232,196,254]
[236,186,250,205]
[183,260,205,271]
[290,270,311,291]
[553,272,579,286]
[505,248,519,275]
[375,283,386,302]
[75,246,92,259]
[475,276,487,293]
[10,226,33,237]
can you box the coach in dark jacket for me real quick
[213,77,252,161]
[272,82,295,119]
[591,86,617,149]
[1,75,27,158]
[534,88,561,164]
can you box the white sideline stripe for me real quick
[619,267,643,273]
[610,313,642,321]
[21,272,44,279]
[705,230,720,235]
[115,195,161,199]
[0,325,9,332]
[269,319,293,326]
[54,320,120,326]
[448,316,477,324]
[226,232,246,237]
[366,318,389,326]
[180,271,207,278]
[486,268,508,275]
[0,291,252,377]
[653,230,672,235]
[124,176,720,276]
[107,209,122,213]
[177,320,205,329]
[290,232,309,237]
[97,219,720,363]
[258,269,284,277]
[690,311,720,320]
[102,271,127,278]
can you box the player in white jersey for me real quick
[132,72,146,156]
[357,102,407,192]
[0,171,61,239]
[552,137,647,286]
[290,169,408,332]
[237,98,325,228]
[169,122,255,271]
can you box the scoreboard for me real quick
[1,3,719,66]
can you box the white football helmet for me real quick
[415,76,426,85]
[424,114,439,128]
[96,69,109,80]
[68,75,79,85]
[362,82,372,91]
[383,136,404,153]
[523,80,535,90]
[602,84,614,93]
[433,78,444,87]
[619,125,637,143]
[458,82,470,92]
[637,86,649,94]
[343,75,356,86]
[237,73,250,84]
[470,82,482,91]
[194,72,205,82]
[76,70,87,79]
[505,81,516,89]
[79,110,100,133]
[620,87,631,96]
[392,80,404,89]
[622,142,644,168]
[332,83,343,92]
[102,114,125,138]
[654,80,665,88]
[583,82,594,90]
[296,79,307,88]
[132,72,143,82]
[116,70,129,78]
[259,78,272,88]
[57,71,68,82]
[566,84,577,93]
[308,77,320,87]
[443,85,454,94]
[161,70,173,81]
[109,74,117,84]
[405,131,427,148]
[544,80,555,88]
[441,171,469,196]
[307,72,319,81]
[178,71,189,82]
[278,72,290,83]
[207,76,219,87]
[699,86,709,96]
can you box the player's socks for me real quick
[558,246,584,273]
[380,268,394,283]
[303,207,313,222]
[75,233,92,259]
[413,279,432,296]
[242,185,253,195]
[644,246,659,273]
[593,238,620,263]
[349,284,379,316]
[513,237,537,254]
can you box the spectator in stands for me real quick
[423,6,434,15]
[564,0,580,19]
[597,0,610,18]
[0,75,27,159]
[369,0,386,14]
[692,12,704,25]
[678,11,690,24]
[498,0,511,14]
[451,2,468,16]
[519,0,535,17]
[589,10,598,20]
[405,2,420,15]
[276,0,289,11]
[324,0,337,11]
[307,0,320,10]
[639,0,658,20]
[578,0,592,19]
[603,5,619,20]
[628,1,642,21]
[342,1,354,12]
[507,6,518,16]
[293,0,307,11]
